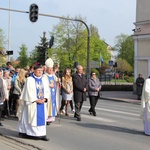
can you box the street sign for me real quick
[90,61,99,68]
[108,60,114,66]
[6,50,13,55]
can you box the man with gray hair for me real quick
[72,65,87,121]
[2,70,11,117]
[0,69,5,126]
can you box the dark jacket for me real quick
[72,72,87,103]
[0,78,5,103]
[136,77,144,96]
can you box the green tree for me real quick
[0,28,6,66]
[50,16,110,72]
[116,58,133,75]
[28,48,38,66]
[50,16,87,70]
[17,44,28,68]
[115,33,134,68]
[36,32,50,65]
[28,32,53,66]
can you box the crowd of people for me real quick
[1,59,150,140]
[0,58,102,141]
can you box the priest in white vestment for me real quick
[17,65,50,141]
[140,77,150,135]
[43,58,60,125]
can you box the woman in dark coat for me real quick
[72,65,87,121]
[136,74,144,100]
[88,72,101,116]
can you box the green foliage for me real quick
[50,16,110,72]
[124,75,134,83]
[17,44,29,68]
[116,58,133,74]
[0,28,6,66]
[115,33,134,68]
[91,68,99,76]
[0,28,5,47]
[50,16,87,70]
[111,79,127,83]
[127,77,134,83]
[28,33,51,66]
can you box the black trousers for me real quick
[89,96,98,113]
[74,101,83,119]
[0,104,4,122]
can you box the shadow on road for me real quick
[73,123,144,135]
[0,127,18,137]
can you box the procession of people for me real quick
[1,58,150,141]
[0,58,102,141]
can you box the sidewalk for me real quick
[0,91,141,150]
[0,134,40,150]
[100,91,140,104]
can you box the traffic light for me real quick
[29,4,39,22]
[113,62,117,67]
[6,51,13,55]
[49,36,54,48]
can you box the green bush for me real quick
[126,77,134,83]
[91,68,99,76]
[124,75,129,80]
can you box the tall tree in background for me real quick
[50,16,110,71]
[115,33,134,68]
[28,32,53,66]
[116,58,133,75]
[90,24,110,64]
[0,28,6,66]
[36,32,49,65]
[50,16,87,70]
[17,44,28,68]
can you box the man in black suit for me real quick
[72,65,87,121]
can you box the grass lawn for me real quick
[111,79,127,83]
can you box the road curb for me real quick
[100,97,141,104]
[0,133,42,150]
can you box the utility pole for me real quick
[0,6,90,77]
[7,0,11,61]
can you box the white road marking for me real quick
[83,105,139,117]
[81,114,116,123]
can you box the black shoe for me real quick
[41,136,49,141]
[0,122,3,126]
[19,132,27,138]
[74,114,77,118]
[93,112,96,116]
[77,118,81,121]
[88,110,93,115]
[47,122,51,125]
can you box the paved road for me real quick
[0,98,148,150]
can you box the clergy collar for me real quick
[45,72,53,77]
[33,73,42,79]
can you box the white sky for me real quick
[0,0,136,59]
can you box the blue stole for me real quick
[32,74,45,126]
[48,75,56,116]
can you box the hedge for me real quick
[101,84,133,91]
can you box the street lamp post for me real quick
[8,0,11,61]
[0,7,90,76]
